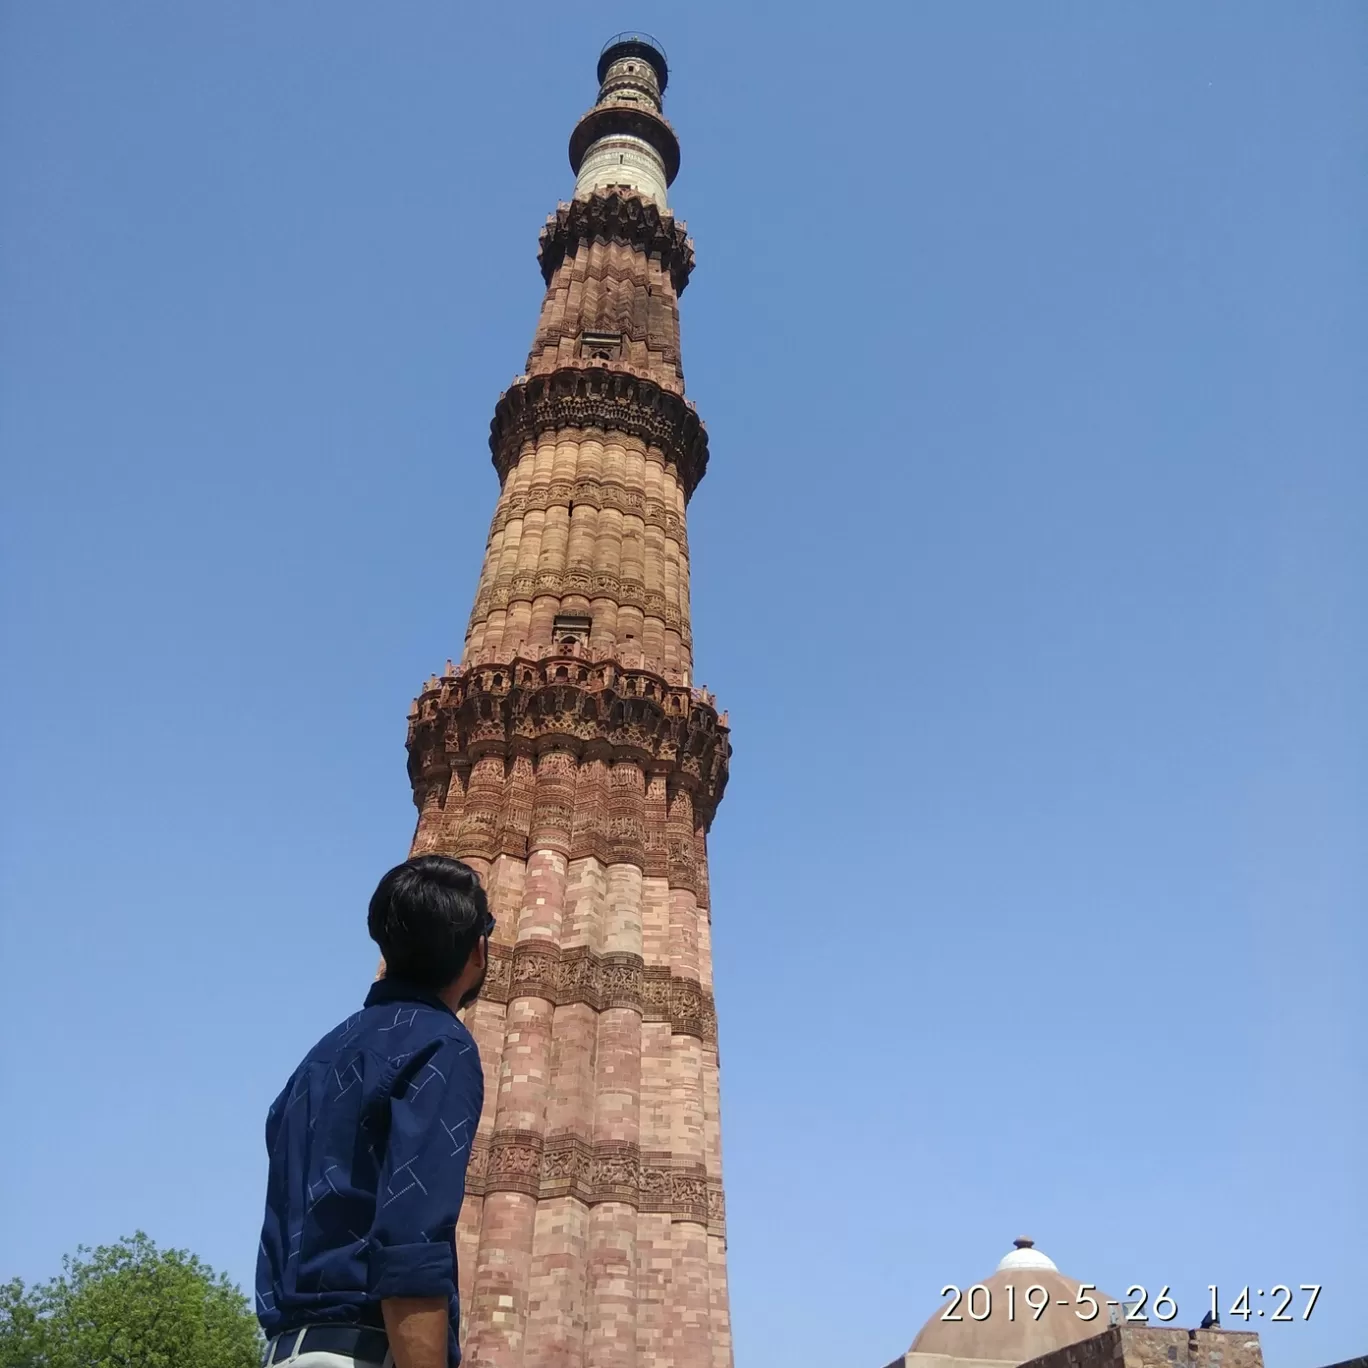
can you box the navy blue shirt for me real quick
[256,977,483,1367]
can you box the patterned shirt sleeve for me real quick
[365,1029,483,1301]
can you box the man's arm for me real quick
[382,1297,450,1368]
[367,1029,483,1368]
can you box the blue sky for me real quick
[2,4,1364,1366]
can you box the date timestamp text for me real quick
[1208,1286,1321,1322]
[938,1283,1322,1323]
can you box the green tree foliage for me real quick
[0,1232,261,1368]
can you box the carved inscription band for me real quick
[489,365,709,497]
[488,477,689,554]
[466,1130,726,1234]
[482,939,717,1043]
[471,570,688,636]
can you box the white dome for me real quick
[910,1238,1114,1364]
[995,1237,1058,1273]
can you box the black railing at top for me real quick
[597,31,669,89]
[600,31,667,61]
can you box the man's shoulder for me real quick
[311,996,475,1061]
[267,996,479,1136]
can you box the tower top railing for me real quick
[597,32,669,91]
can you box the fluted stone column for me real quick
[403,34,732,1368]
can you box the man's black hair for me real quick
[367,855,490,992]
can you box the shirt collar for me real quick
[364,976,456,1018]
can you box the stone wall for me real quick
[1021,1327,1265,1368]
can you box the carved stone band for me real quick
[488,479,689,553]
[466,1129,725,1234]
[481,939,716,1043]
[472,572,687,634]
[489,365,709,498]
[537,189,695,296]
[407,654,730,828]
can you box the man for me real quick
[256,855,491,1368]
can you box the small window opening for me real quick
[553,614,592,648]
[579,330,622,361]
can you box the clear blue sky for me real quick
[2,4,1364,1366]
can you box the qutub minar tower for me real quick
[403,35,734,1368]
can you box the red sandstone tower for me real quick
[404,35,733,1368]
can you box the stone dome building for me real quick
[887,1239,1123,1368]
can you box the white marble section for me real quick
[996,1244,1058,1272]
[573,134,668,207]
